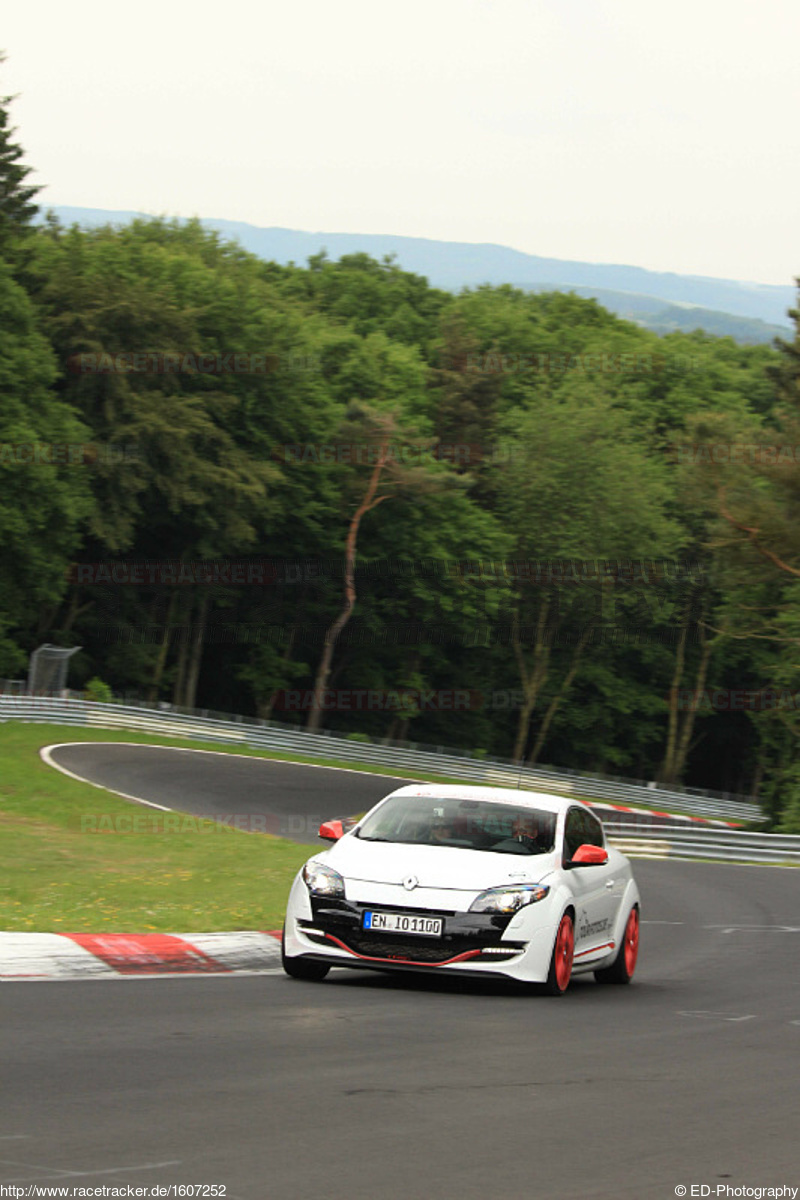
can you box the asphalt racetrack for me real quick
[45,740,415,842]
[3,745,799,1199]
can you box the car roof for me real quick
[381,782,589,818]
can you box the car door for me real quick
[564,808,619,960]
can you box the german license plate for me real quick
[363,911,443,937]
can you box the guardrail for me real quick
[607,823,799,865]
[0,693,764,825]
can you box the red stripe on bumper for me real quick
[319,932,484,967]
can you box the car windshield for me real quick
[356,796,556,855]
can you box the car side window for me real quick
[564,809,584,859]
[584,811,604,848]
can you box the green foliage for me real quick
[775,770,800,834]
[2,204,795,819]
[0,58,39,263]
[84,676,113,703]
[0,257,93,674]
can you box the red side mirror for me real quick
[570,844,609,866]
[318,820,344,842]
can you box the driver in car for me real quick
[429,811,456,844]
[512,814,541,846]
[491,813,545,854]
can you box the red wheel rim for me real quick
[623,908,639,977]
[554,914,574,991]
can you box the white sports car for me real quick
[282,783,640,994]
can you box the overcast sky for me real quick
[3,0,798,285]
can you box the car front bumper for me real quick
[283,879,561,983]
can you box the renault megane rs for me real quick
[281,783,640,995]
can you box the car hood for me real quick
[325,836,556,892]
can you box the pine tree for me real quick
[0,54,40,263]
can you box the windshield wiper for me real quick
[356,834,392,842]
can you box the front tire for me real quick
[594,905,639,985]
[543,911,574,995]
[281,926,330,982]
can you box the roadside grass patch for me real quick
[0,723,313,933]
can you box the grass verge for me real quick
[0,722,321,934]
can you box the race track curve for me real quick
[44,740,415,843]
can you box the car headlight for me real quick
[302,861,345,897]
[469,884,550,914]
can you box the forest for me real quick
[2,89,800,830]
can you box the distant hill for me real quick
[521,284,790,345]
[42,206,796,345]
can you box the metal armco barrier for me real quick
[607,823,800,865]
[0,694,764,824]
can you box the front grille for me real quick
[304,927,525,964]
[339,933,478,963]
[304,897,523,965]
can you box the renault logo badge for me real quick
[402,874,418,891]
